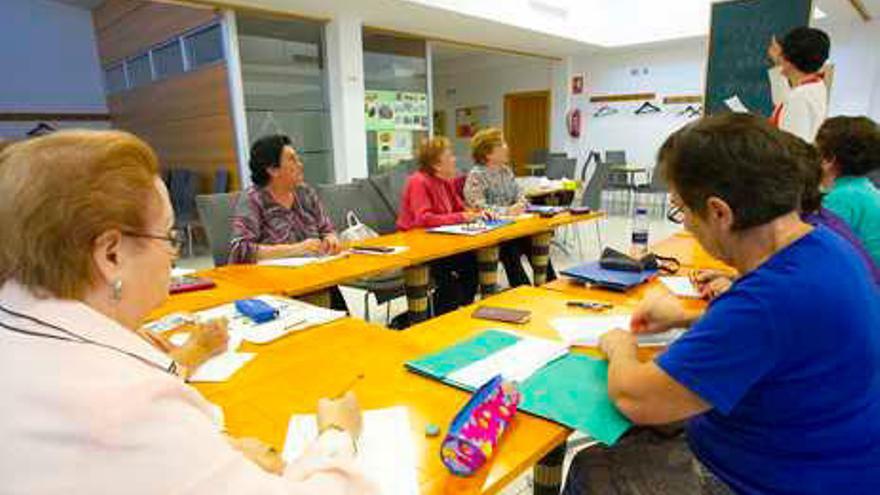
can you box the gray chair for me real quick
[636,167,669,216]
[546,156,577,181]
[368,165,412,216]
[316,181,407,323]
[580,152,612,211]
[168,168,200,257]
[195,192,241,267]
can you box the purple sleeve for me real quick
[228,190,262,264]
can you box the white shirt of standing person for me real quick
[767,66,828,142]
[0,280,378,495]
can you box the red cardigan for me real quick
[396,170,468,231]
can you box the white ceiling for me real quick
[53,0,879,58]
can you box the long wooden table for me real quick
[153,226,731,495]
[152,211,604,323]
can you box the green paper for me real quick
[518,354,631,445]
[406,330,520,378]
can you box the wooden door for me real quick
[504,90,550,176]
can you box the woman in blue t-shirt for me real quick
[564,114,880,495]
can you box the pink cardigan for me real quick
[396,170,468,230]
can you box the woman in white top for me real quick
[767,27,831,142]
[0,131,376,494]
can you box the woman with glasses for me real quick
[0,131,375,494]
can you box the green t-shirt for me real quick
[823,176,880,265]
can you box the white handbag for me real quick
[338,211,379,243]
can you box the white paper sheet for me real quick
[193,295,346,344]
[724,95,750,113]
[171,267,196,277]
[659,276,703,299]
[552,315,684,348]
[282,407,419,495]
[447,332,568,388]
[257,253,347,268]
[188,352,255,382]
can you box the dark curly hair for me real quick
[781,27,830,74]
[249,134,291,187]
[815,116,880,177]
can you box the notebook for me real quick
[406,329,631,445]
[551,315,685,348]
[561,261,658,291]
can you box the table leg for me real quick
[476,245,500,296]
[533,442,567,495]
[405,264,431,324]
[531,231,553,286]
[297,289,331,308]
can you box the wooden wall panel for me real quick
[106,64,238,191]
[95,1,239,193]
[94,0,218,65]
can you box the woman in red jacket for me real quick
[397,137,482,318]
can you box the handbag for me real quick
[338,211,379,243]
[599,247,680,274]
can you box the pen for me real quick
[335,373,365,399]
[566,300,613,310]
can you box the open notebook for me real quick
[282,407,419,495]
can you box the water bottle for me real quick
[631,206,650,257]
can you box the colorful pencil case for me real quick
[440,375,520,476]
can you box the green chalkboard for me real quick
[705,0,813,116]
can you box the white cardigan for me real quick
[0,280,377,495]
[768,66,828,142]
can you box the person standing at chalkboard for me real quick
[767,27,831,142]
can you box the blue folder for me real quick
[561,261,658,292]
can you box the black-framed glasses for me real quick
[667,204,685,224]
[122,229,185,252]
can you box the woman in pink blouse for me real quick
[397,137,482,317]
[0,131,375,494]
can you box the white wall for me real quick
[432,54,556,165]
[0,0,108,137]
[565,38,708,176]
[557,18,880,180]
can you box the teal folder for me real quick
[406,330,631,445]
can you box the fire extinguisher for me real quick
[567,108,582,138]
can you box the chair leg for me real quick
[363,292,371,322]
[595,220,604,253]
[385,300,392,325]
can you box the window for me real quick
[126,53,152,88]
[103,63,127,93]
[185,24,224,69]
[153,40,185,79]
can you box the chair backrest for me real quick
[316,180,398,235]
[546,156,577,180]
[581,152,612,210]
[213,168,230,194]
[195,192,240,267]
[605,150,627,166]
[168,168,198,223]
[369,164,411,216]
[529,148,549,165]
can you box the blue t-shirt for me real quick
[657,226,880,494]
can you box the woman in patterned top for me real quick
[229,134,347,311]
[464,128,556,286]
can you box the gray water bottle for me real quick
[631,206,650,256]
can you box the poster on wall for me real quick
[365,90,429,131]
[571,74,585,95]
[455,105,489,138]
[376,130,415,171]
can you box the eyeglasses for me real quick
[667,204,685,224]
[122,229,185,252]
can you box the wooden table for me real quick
[650,231,734,272]
[162,230,721,495]
[354,212,604,323]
